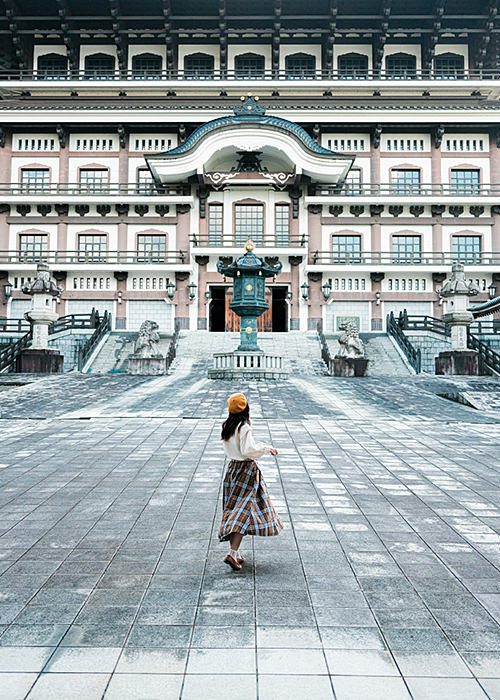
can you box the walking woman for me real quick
[219,392,283,571]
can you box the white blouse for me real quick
[223,422,272,461]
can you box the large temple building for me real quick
[1,0,500,334]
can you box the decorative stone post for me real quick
[17,263,64,373]
[435,262,480,375]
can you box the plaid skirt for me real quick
[219,459,284,542]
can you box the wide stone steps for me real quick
[325,333,412,376]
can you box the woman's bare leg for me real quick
[229,532,243,552]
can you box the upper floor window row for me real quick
[32,48,467,79]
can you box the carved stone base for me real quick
[16,349,64,374]
[209,352,289,380]
[435,350,480,376]
[332,356,369,377]
[127,356,166,375]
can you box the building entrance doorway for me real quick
[208,285,288,332]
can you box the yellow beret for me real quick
[227,393,247,414]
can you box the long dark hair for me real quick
[221,403,250,441]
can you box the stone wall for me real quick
[404,331,451,373]
[47,330,93,372]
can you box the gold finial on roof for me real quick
[245,239,255,251]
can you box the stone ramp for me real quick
[170,330,327,376]
[87,331,172,374]
[326,333,412,376]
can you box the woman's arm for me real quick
[239,423,273,460]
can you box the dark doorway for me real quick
[272,286,288,332]
[209,286,226,332]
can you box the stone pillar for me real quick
[176,204,191,263]
[370,148,380,192]
[118,143,128,189]
[289,256,302,330]
[432,272,447,319]
[370,272,384,331]
[196,256,209,329]
[114,271,127,330]
[492,207,500,253]
[431,143,441,187]
[0,269,8,320]
[175,271,190,329]
[0,129,12,191]
[58,137,69,186]
[0,204,10,255]
[307,271,323,330]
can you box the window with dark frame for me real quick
[20,169,50,193]
[184,53,215,79]
[434,53,464,79]
[391,169,421,194]
[451,169,480,195]
[275,204,290,245]
[331,235,362,263]
[137,169,155,194]
[338,53,368,78]
[285,53,316,78]
[78,169,109,194]
[19,234,48,262]
[392,235,422,263]
[343,168,362,195]
[234,204,264,245]
[208,204,223,245]
[132,53,162,78]
[235,53,265,79]
[385,53,417,78]
[37,53,68,78]
[137,234,167,262]
[452,235,482,263]
[78,234,107,262]
[84,53,115,79]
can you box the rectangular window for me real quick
[137,169,154,194]
[20,169,50,193]
[208,204,223,245]
[234,204,264,245]
[452,236,481,264]
[19,234,48,262]
[78,169,109,194]
[275,204,290,245]
[331,235,361,263]
[78,234,106,262]
[137,234,166,262]
[392,236,421,263]
[391,169,421,194]
[343,168,362,195]
[451,169,480,195]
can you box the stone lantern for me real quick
[209,240,289,379]
[18,262,64,373]
[435,262,480,375]
[217,240,282,352]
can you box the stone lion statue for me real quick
[133,320,162,358]
[336,321,365,359]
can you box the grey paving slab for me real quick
[1,338,500,698]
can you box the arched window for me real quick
[132,53,162,78]
[184,53,215,79]
[434,53,464,79]
[84,53,115,79]
[37,53,68,79]
[235,53,265,79]
[385,53,417,79]
[338,53,368,78]
[285,53,316,78]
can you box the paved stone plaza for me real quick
[3,345,500,698]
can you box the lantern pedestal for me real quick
[208,351,289,380]
[435,350,480,376]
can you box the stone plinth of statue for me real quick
[435,263,480,375]
[435,350,481,376]
[127,320,166,375]
[18,263,64,373]
[333,321,369,377]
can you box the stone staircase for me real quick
[325,333,412,376]
[170,331,327,377]
[87,332,173,374]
